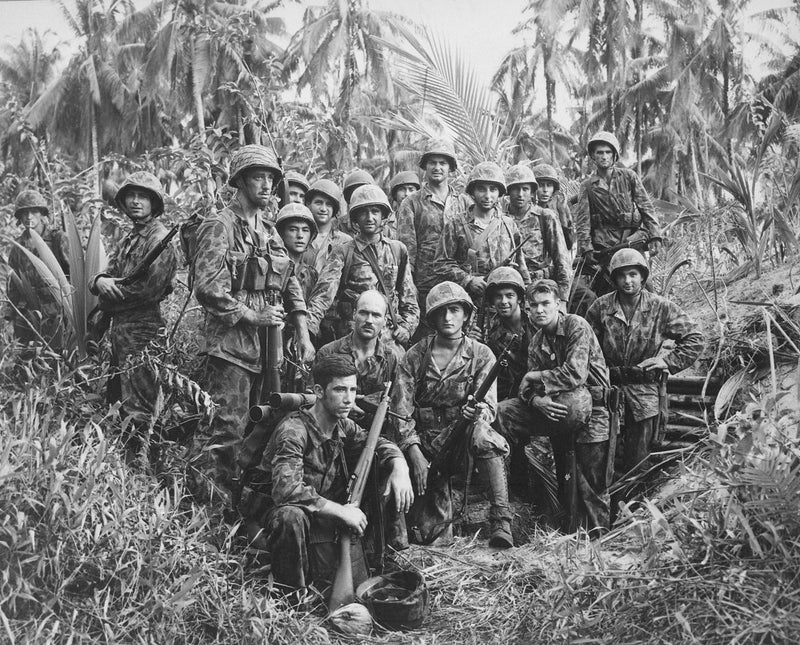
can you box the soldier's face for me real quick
[508,184,533,210]
[530,291,559,329]
[614,267,644,296]
[591,145,615,169]
[537,180,556,205]
[354,295,387,341]
[393,184,418,204]
[281,221,312,254]
[424,156,451,184]
[435,303,467,338]
[353,206,383,236]
[471,182,501,211]
[491,288,520,319]
[309,195,336,226]
[239,168,276,208]
[18,208,45,233]
[123,189,154,224]
[316,375,358,419]
[287,184,306,204]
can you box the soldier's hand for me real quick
[253,304,285,327]
[461,395,486,421]
[296,336,315,363]
[407,445,429,496]
[95,276,125,301]
[648,239,662,256]
[385,459,415,514]
[518,372,538,400]
[638,356,669,372]
[467,276,487,297]
[531,395,568,421]
[392,326,410,346]
[339,503,368,536]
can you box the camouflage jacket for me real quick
[193,200,306,373]
[528,312,610,442]
[586,291,703,421]
[303,228,352,276]
[316,332,403,398]
[499,200,572,300]
[575,166,660,255]
[90,218,177,316]
[306,235,419,339]
[395,183,472,292]
[393,336,497,452]
[538,192,574,250]
[434,205,532,288]
[7,226,71,309]
[485,311,537,401]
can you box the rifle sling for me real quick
[360,243,402,330]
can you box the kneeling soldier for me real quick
[495,279,611,535]
[394,282,513,548]
[242,354,413,595]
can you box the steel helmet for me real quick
[425,281,475,325]
[419,137,458,171]
[284,169,310,192]
[389,170,421,198]
[305,178,342,217]
[505,164,538,192]
[485,266,525,301]
[534,388,592,436]
[348,184,391,221]
[532,164,561,191]
[587,131,620,160]
[14,190,49,219]
[466,161,506,196]
[356,570,430,630]
[609,248,649,283]
[275,202,318,239]
[342,169,376,202]
[228,145,282,187]
[115,171,165,216]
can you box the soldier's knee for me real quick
[270,505,309,533]
[471,422,510,458]
[494,398,532,443]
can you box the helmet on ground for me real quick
[536,388,592,436]
[305,179,342,217]
[587,131,620,160]
[228,145,282,187]
[419,137,458,171]
[356,570,429,630]
[532,164,560,191]
[466,161,506,196]
[425,281,475,326]
[342,169,376,202]
[505,164,538,192]
[348,184,391,220]
[485,266,525,301]
[609,248,649,283]
[389,170,421,198]
[14,190,49,219]
[284,170,310,192]
[275,203,318,239]
[115,171,165,216]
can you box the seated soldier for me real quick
[242,354,413,596]
[394,281,513,548]
[495,279,611,535]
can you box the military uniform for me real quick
[241,409,404,591]
[495,312,611,533]
[484,311,536,401]
[586,290,703,471]
[547,192,575,251]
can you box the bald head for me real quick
[353,290,388,341]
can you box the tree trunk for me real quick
[89,100,100,198]
[194,79,206,141]
[545,70,556,163]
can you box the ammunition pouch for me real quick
[230,251,293,294]
[587,384,609,406]
[609,366,662,385]
[416,406,460,433]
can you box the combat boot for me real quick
[477,456,513,548]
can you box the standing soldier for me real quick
[304,179,352,275]
[385,170,421,239]
[192,145,315,503]
[307,185,418,349]
[495,279,612,535]
[586,249,703,474]
[533,163,574,251]
[501,164,571,305]
[340,169,376,237]
[394,282,513,548]
[5,189,70,350]
[284,170,310,205]
[90,172,177,464]
[396,138,472,340]
[575,131,662,296]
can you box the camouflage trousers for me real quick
[621,409,658,474]
[495,398,610,535]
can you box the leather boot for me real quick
[477,456,513,548]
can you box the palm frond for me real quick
[84,212,107,316]
[63,206,87,359]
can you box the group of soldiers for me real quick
[4,131,704,602]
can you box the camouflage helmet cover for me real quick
[228,145,282,187]
[356,570,429,630]
[348,184,391,220]
[466,161,506,196]
[419,138,458,171]
[532,164,561,191]
[284,170,310,192]
[389,170,421,197]
[14,190,49,219]
[485,266,526,300]
[587,131,621,159]
[115,171,165,216]
[275,202,318,239]
[609,248,649,283]
[342,169,376,202]
[425,281,476,325]
[504,164,538,191]
[305,178,342,217]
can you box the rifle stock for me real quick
[329,381,392,611]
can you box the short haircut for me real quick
[355,289,388,314]
[529,279,560,300]
[313,354,358,390]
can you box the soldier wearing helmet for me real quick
[499,163,572,306]
[190,145,315,503]
[495,279,612,536]
[395,138,472,341]
[306,184,419,349]
[532,163,574,250]
[389,170,421,210]
[284,170,310,205]
[89,171,177,464]
[586,249,703,476]
[575,131,662,297]
[5,189,71,349]
[393,281,513,548]
[434,161,532,340]
[275,203,318,301]
[303,179,352,274]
